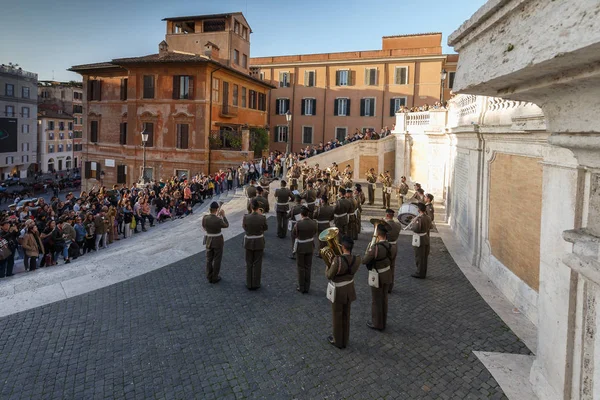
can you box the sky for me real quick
[0,0,486,82]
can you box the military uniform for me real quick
[425,203,435,222]
[246,185,258,213]
[255,195,270,214]
[202,214,229,283]
[242,211,268,289]
[293,217,318,292]
[333,197,351,238]
[366,172,377,205]
[326,253,361,348]
[288,203,303,253]
[347,196,358,240]
[355,191,366,233]
[301,188,317,217]
[363,240,393,330]
[258,176,272,196]
[411,214,432,278]
[397,181,409,207]
[274,187,294,238]
[381,175,392,209]
[384,218,402,293]
[313,203,335,253]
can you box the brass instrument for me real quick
[217,201,225,217]
[367,218,386,252]
[378,173,386,182]
[319,227,342,268]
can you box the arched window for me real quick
[65,156,72,170]
[47,158,55,173]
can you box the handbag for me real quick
[326,281,336,303]
[412,234,421,247]
[130,218,137,230]
[368,269,379,288]
[0,238,12,261]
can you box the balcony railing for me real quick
[209,130,242,150]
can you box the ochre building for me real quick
[70,12,273,189]
[250,33,457,153]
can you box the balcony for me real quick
[209,130,243,150]
[219,104,238,118]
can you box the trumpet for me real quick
[216,201,225,217]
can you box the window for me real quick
[48,121,55,130]
[360,98,376,117]
[22,87,30,99]
[59,121,65,131]
[176,124,189,149]
[143,76,155,99]
[173,21,195,34]
[302,126,313,144]
[279,72,290,88]
[117,165,127,184]
[242,54,248,69]
[90,120,98,143]
[68,122,73,130]
[365,68,378,86]
[6,156,14,164]
[58,144,64,152]
[21,155,29,163]
[69,131,73,139]
[259,72,264,80]
[275,98,290,115]
[72,105,83,114]
[74,92,82,100]
[88,79,102,101]
[241,87,247,107]
[84,161,102,180]
[5,105,14,117]
[234,21,241,35]
[334,98,351,116]
[173,75,193,99]
[67,144,72,152]
[335,70,350,86]
[61,90,65,99]
[5,84,14,97]
[232,84,239,106]
[143,122,154,147]
[336,127,347,142]
[203,19,225,32]
[248,90,257,109]
[22,124,29,134]
[212,78,220,102]
[79,117,83,124]
[258,93,266,111]
[21,143,30,152]
[59,132,64,140]
[449,72,456,89]
[390,97,407,116]
[48,145,54,153]
[394,67,408,85]
[21,107,30,118]
[120,78,128,100]
[301,98,316,116]
[274,126,288,143]
[242,27,248,40]
[74,144,83,151]
[304,71,315,87]
[233,50,240,65]
[119,122,127,145]
[48,132,54,140]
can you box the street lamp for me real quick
[285,110,292,154]
[140,125,149,183]
[440,69,448,104]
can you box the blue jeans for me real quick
[54,244,69,261]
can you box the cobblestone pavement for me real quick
[0,200,531,399]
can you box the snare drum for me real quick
[398,203,419,226]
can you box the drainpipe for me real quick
[208,66,223,174]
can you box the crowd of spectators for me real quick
[396,101,447,113]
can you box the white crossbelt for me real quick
[317,220,331,225]
[334,213,347,218]
[376,266,390,273]
[244,234,264,239]
[332,279,354,287]
[205,233,222,237]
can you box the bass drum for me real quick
[398,203,419,226]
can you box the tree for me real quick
[250,128,269,158]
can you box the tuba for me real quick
[319,227,342,268]
[367,218,386,253]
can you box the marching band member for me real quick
[363,223,392,331]
[287,195,304,259]
[274,180,294,238]
[202,202,229,284]
[366,168,377,205]
[301,181,318,217]
[380,171,392,210]
[396,175,409,207]
[255,186,270,214]
[313,194,334,256]
[242,199,268,290]
[293,206,317,293]
[383,208,402,294]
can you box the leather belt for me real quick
[276,202,289,206]
[334,213,347,218]
[317,220,331,224]
[205,233,222,237]
[332,279,353,287]
[376,266,390,273]
[244,234,264,239]
[388,241,397,245]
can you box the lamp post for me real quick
[140,125,149,183]
[440,69,448,104]
[285,110,292,154]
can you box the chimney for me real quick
[158,40,169,58]
[204,41,220,60]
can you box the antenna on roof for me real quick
[52,70,55,80]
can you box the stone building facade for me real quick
[37,110,76,173]
[250,33,457,153]
[0,64,38,179]
[70,12,272,190]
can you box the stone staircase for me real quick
[0,183,270,317]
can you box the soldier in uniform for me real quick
[237,164,246,188]
[292,206,317,293]
[313,194,334,256]
[289,164,301,191]
[255,186,270,214]
[363,224,393,330]
[425,193,435,222]
[354,184,366,233]
[380,171,392,210]
[202,202,229,284]
[258,171,273,197]
[366,168,377,205]
[326,236,361,349]
[333,188,351,238]
[383,208,402,294]
[397,175,409,207]
[345,189,358,240]
[245,179,258,214]
[242,199,268,290]
[301,181,318,217]
[410,202,432,279]
[287,195,304,258]
[274,180,294,238]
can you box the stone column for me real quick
[241,129,250,152]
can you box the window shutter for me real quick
[173,76,180,99]
[95,80,102,101]
[301,99,306,116]
[120,122,127,144]
[364,69,368,85]
[390,99,396,117]
[360,99,365,116]
[275,99,280,115]
[117,165,125,184]
[304,71,309,87]
[182,126,189,149]
[84,161,91,179]
[333,99,339,116]
[312,99,317,116]
[370,99,375,116]
[146,123,154,147]
[335,71,340,86]
[87,81,93,101]
[374,68,378,86]
[188,76,194,100]
[96,162,102,179]
[288,73,293,87]
[346,99,351,116]
[285,99,290,113]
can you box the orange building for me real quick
[70,12,273,189]
[250,33,457,153]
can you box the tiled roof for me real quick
[112,52,208,64]
[69,62,119,71]
[162,12,242,22]
[38,110,74,120]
